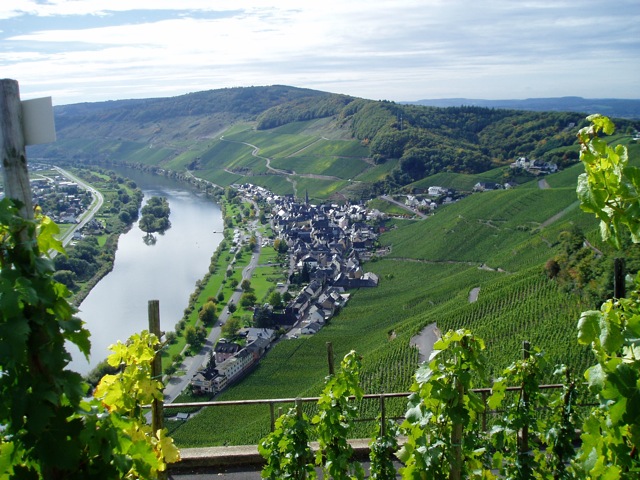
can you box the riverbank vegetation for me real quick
[139,195,171,235]
[53,167,143,304]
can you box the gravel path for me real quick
[410,323,441,363]
[469,287,480,303]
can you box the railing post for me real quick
[295,397,302,419]
[269,402,276,432]
[380,394,386,436]
[520,341,530,456]
[481,390,488,432]
[614,257,626,299]
[450,377,463,480]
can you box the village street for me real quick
[163,220,262,403]
[48,166,105,249]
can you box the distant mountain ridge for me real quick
[405,97,640,119]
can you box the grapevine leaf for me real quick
[607,397,627,424]
[623,391,640,425]
[627,312,640,337]
[585,364,605,391]
[599,315,624,353]
[157,429,181,464]
[577,310,601,345]
[609,362,638,398]
[576,174,606,215]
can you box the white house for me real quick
[428,186,448,196]
[301,322,322,335]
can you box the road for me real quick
[381,194,427,219]
[52,166,105,248]
[163,220,263,404]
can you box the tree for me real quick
[198,301,217,326]
[221,316,242,338]
[241,279,252,292]
[228,302,237,314]
[253,305,274,328]
[268,291,283,309]
[53,269,76,289]
[240,291,257,308]
[185,325,198,346]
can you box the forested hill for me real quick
[34,85,640,199]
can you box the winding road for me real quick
[51,166,104,250]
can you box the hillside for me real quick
[169,164,619,447]
[30,85,640,203]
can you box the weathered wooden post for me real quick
[326,341,335,375]
[379,394,386,436]
[1,79,33,221]
[269,402,276,432]
[295,397,303,419]
[481,390,488,432]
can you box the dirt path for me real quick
[381,195,428,219]
[410,323,441,363]
[540,200,580,227]
[538,178,551,189]
[469,287,480,303]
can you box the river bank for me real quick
[66,165,225,375]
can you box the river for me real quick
[69,168,224,374]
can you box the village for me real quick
[187,158,563,396]
[190,184,386,396]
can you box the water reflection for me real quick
[68,169,223,374]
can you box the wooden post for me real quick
[295,397,302,419]
[450,377,464,480]
[614,258,626,299]
[269,402,276,432]
[481,390,488,432]
[380,394,386,437]
[148,300,166,479]
[326,342,335,375]
[1,79,34,222]
[520,341,530,456]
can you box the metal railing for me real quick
[162,383,592,436]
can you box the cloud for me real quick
[1,0,638,104]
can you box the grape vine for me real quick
[0,200,179,479]
[257,115,640,479]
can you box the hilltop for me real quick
[31,85,640,204]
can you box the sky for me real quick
[1,0,639,106]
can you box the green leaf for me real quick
[599,315,624,353]
[585,364,605,391]
[609,362,638,398]
[578,310,601,345]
